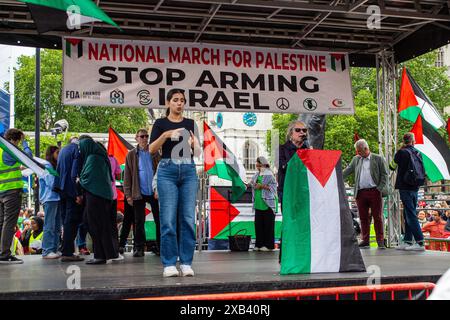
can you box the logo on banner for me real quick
[330,53,346,72]
[65,38,83,59]
[137,90,153,106]
[276,97,290,110]
[110,89,125,104]
[303,98,317,111]
[332,99,345,108]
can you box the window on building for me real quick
[243,140,258,171]
[436,48,444,67]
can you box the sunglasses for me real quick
[138,134,149,139]
[294,128,308,133]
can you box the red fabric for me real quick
[398,67,419,113]
[356,189,384,243]
[209,187,239,239]
[107,127,132,165]
[410,115,424,145]
[422,220,449,251]
[297,149,341,187]
[203,121,227,172]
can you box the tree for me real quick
[13,49,149,133]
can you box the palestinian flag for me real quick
[0,135,57,177]
[107,126,133,165]
[19,0,120,33]
[204,121,247,203]
[209,186,282,240]
[410,115,450,182]
[398,67,446,130]
[281,149,365,275]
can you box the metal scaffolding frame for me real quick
[376,50,401,247]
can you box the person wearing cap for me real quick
[343,139,388,249]
[249,156,278,252]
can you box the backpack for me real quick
[403,147,426,187]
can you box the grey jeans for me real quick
[0,189,22,257]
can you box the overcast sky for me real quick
[0,44,35,91]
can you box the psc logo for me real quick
[137,90,152,106]
[332,99,345,108]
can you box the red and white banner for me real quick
[63,37,354,114]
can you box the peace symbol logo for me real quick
[276,97,290,110]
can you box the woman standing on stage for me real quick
[149,88,201,277]
[249,156,278,252]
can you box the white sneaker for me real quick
[395,243,411,250]
[43,252,60,259]
[404,244,426,252]
[111,254,124,262]
[163,266,180,277]
[260,247,270,252]
[253,247,260,251]
[180,265,195,277]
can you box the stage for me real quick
[0,249,449,300]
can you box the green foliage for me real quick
[13,49,149,134]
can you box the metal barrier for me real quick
[133,282,435,301]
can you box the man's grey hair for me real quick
[286,120,307,140]
[354,139,369,150]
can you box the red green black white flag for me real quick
[281,149,365,275]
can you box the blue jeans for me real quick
[42,201,62,256]
[399,190,424,244]
[157,159,198,267]
[76,223,88,249]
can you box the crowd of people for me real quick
[0,90,449,277]
[0,89,202,278]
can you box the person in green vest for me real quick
[0,128,32,264]
[24,216,44,255]
[249,156,278,252]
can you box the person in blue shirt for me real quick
[53,137,84,262]
[40,146,62,259]
[0,128,32,264]
[123,129,161,258]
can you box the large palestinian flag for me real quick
[204,121,247,203]
[398,67,446,130]
[209,186,282,240]
[410,116,450,182]
[19,0,120,33]
[107,126,133,165]
[281,149,365,275]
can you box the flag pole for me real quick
[34,48,40,212]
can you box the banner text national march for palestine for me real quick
[63,37,354,114]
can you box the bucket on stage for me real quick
[228,229,251,252]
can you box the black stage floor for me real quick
[0,249,449,300]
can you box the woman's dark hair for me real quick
[45,146,59,169]
[165,88,185,116]
[4,128,24,142]
[31,216,44,234]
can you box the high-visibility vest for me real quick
[0,148,23,192]
[10,237,18,256]
[29,231,43,248]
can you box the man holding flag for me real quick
[0,129,32,264]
